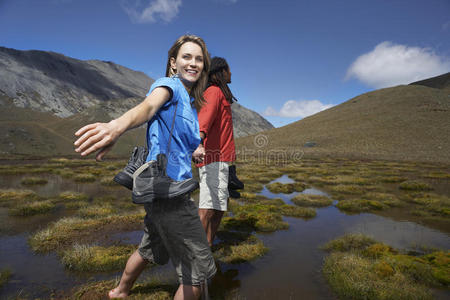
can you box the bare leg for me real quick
[199,208,214,246]
[210,210,224,245]
[108,250,148,298]
[174,284,201,300]
[199,208,225,247]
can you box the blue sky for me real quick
[1,0,449,127]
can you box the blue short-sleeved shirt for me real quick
[145,76,201,181]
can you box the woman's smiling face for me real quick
[170,41,204,91]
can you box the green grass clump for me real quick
[322,234,376,252]
[404,193,450,216]
[322,234,449,300]
[61,244,136,272]
[279,204,316,218]
[9,200,55,216]
[291,194,333,207]
[29,212,145,253]
[77,204,116,218]
[323,252,432,300]
[21,177,48,185]
[100,176,119,186]
[244,182,264,193]
[336,199,387,213]
[266,182,305,194]
[330,184,366,195]
[71,279,176,300]
[0,269,11,288]
[377,176,407,183]
[363,192,403,207]
[399,180,433,191]
[73,173,96,183]
[58,191,89,202]
[213,236,268,264]
[0,189,41,207]
[53,168,75,178]
[224,204,289,232]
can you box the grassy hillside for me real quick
[236,84,450,163]
[0,95,146,159]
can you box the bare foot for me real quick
[108,287,128,299]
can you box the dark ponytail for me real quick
[208,57,237,103]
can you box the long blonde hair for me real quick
[166,35,210,110]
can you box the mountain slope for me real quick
[237,76,450,163]
[0,46,153,117]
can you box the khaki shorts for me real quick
[138,194,216,285]
[199,161,229,211]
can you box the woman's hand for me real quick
[192,144,205,164]
[74,119,122,161]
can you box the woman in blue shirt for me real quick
[74,35,216,300]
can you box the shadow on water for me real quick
[0,173,449,299]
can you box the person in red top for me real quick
[193,57,236,247]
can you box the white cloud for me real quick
[264,100,333,119]
[121,0,182,24]
[346,41,450,88]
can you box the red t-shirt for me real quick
[196,85,236,167]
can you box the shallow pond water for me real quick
[0,173,449,299]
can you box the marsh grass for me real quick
[228,203,290,232]
[336,199,387,213]
[291,194,333,207]
[77,204,117,218]
[0,189,41,207]
[213,236,268,264]
[21,176,48,185]
[73,173,96,183]
[279,204,316,218]
[399,180,433,191]
[29,212,145,253]
[402,193,450,217]
[100,176,120,186]
[61,244,136,272]
[322,234,449,299]
[266,182,305,194]
[9,199,55,216]
[71,279,175,300]
[0,269,11,288]
[58,191,89,202]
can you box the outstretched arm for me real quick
[74,87,171,161]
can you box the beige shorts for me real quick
[199,161,229,211]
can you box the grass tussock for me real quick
[61,244,136,272]
[29,212,145,253]
[0,269,11,288]
[71,279,175,300]
[266,182,305,194]
[336,199,388,213]
[73,173,96,183]
[0,189,41,207]
[399,180,433,191]
[100,176,120,186]
[58,191,89,202]
[402,193,450,217]
[322,234,449,299]
[21,176,48,185]
[9,200,55,216]
[213,236,268,264]
[291,194,333,207]
[77,204,117,218]
[279,204,316,218]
